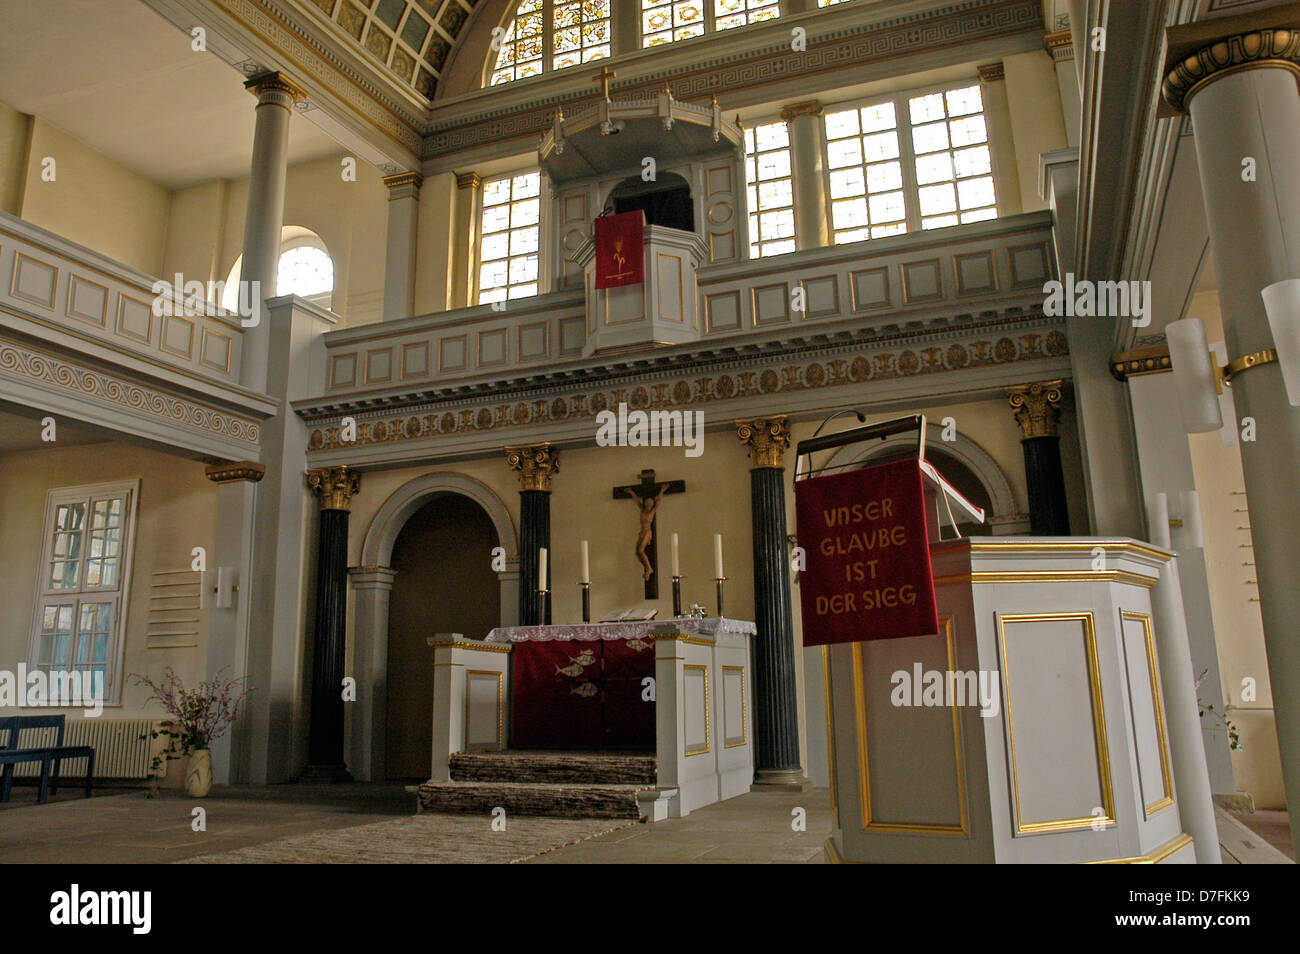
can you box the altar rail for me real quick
[317,213,1055,398]
[0,212,246,389]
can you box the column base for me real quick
[297,763,354,784]
[753,768,811,791]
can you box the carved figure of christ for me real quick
[612,469,685,600]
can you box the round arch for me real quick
[220,225,335,311]
[822,431,1017,519]
[351,471,519,781]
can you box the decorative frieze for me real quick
[1163,27,1300,114]
[205,461,267,483]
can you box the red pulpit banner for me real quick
[594,211,645,289]
[794,458,939,646]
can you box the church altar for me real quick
[428,618,757,819]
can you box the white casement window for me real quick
[744,120,796,257]
[489,0,611,85]
[823,82,997,243]
[478,171,543,304]
[641,0,779,48]
[27,480,139,706]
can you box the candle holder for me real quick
[580,582,591,623]
[536,588,550,625]
[671,575,683,617]
[715,577,727,619]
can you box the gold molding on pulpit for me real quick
[823,645,838,824]
[722,665,748,748]
[961,539,1173,563]
[684,664,711,756]
[439,641,511,654]
[851,618,968,835]
[465,669,505,749]
[999,612,1116,835]
[1121,610,1175,817]
[934,569,1159,589]
[824,837,849,863]
[1088,832,1193,864]
[649,632,715,647]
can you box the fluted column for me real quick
[505,443,558,626]
[1006,380,1070,536]
[238,72,305,391]
[780,101,829,250]
[382,171,422,321]
[1163,17,1300,857]
[303,466,361,781]
[736,416,805,787]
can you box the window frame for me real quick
[820,78,1000,244]
[742,115,798,259]
[26,479,140,708]
[489,0,612,84]
[474,169,550,305]
[640,0,782,48]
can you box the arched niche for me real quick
[350,471,519,781]
[603,171,696,232]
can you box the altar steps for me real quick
[417,751,672,820]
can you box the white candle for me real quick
[538,547,548,591]
[580,540,590,584]
[671,533,680,578]
[714,533,724,579]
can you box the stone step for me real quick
[449,751,657,785]
[417,780,650,819]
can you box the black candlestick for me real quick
[715,577,727,618]
[672,575,682,617]
[580,582,590,623]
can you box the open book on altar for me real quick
[598,606,659,622]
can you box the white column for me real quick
[350,566,397,781]
[451,171,481,309]
[978,63,1023,216]
[1168,28,1300,857]
[238,73,304,392]
[382,172,422,321]
[1045,31,1081,148]
[611,0,639,55]
[780,101,828,251]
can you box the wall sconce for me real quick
[1168,315,1280,433]
[1262,279,1300,406]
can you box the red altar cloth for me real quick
[511,635,656,749]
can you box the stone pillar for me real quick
[780,101,829,250]
[203,461,263,785]
[977,63,1023,216]
[1006,380,1071,535]
[303,465,361,781]
[451,172,481,309]
[505,443,558,626]
[349,565,397,782]
[382,172,422,321]
[735,416,805,788]
[1163,17,1300,856]
[1044,31,1081,147]
[238,72,305,391]
[611,0,639,54]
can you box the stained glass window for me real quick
[490,0,610,84]
[479,171,543,303]
[744,121,796,257]
[823,82,996,242]
[642,0,778,47]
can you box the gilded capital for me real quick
[456,171,482,191]
[383,171,423,199]
[1043,30,1073,63]
[977,62,1006,83]
[307,466,362,511]
[505,442,559,492]
[244,71,308,107]
[1006,380,1064,440]
[779,100,823,121]
[205,461,266,484]
[735,416,792,470]
[1162,27,1300,114]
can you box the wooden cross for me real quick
[612,468,685,600]
[592,65,617,100]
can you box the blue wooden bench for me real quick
[0,715,95,804]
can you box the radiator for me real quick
[11,719,160,779]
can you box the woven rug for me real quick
[180,813,636,864]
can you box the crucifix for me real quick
[612,468,685,599]
[592,65,616,101]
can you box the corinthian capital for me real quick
[307,466,362,511]
[505,442,559,492]
[735,416,792,469]
[1006,380,1064,440]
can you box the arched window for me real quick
[641,0,779,48]
[489,0,611,85]
[220,228,336,312]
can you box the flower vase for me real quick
[186,749,213,798]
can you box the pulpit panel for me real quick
[465,670,503,750]
[1119,610,1175,818]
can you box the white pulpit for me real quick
[574,225,707,356]
[822,538,1202,864]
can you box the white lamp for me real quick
[1167,317,1224,432]
[1262,278,1300,406]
